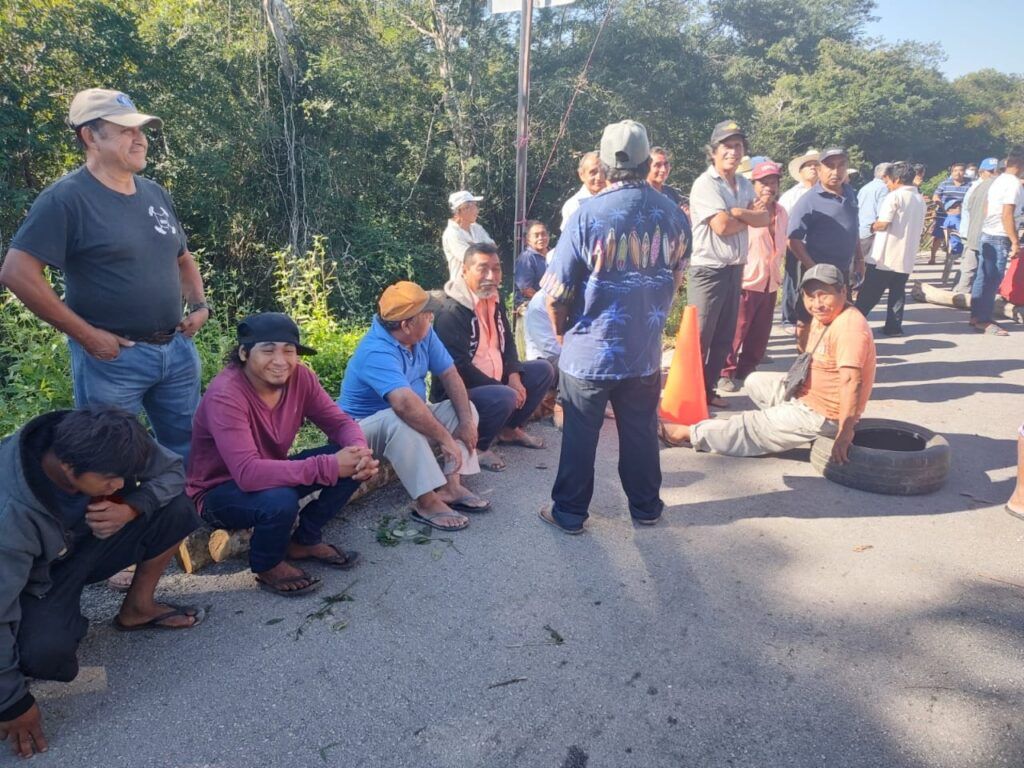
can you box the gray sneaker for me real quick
[716,376,739,393]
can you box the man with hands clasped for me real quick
[187,313,378,597]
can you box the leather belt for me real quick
[123,329,178,345]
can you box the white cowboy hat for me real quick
[788,149,821,182]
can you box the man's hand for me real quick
[507,373,527,409]
[1,704,47,758]
[452,420,478,458]
[831,427,855,464]
[177,307,210,338]
[85,500,139,539]
[336,446,378,480]
[82,327,134,361]
[438,434,464,475]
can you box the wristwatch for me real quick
[188,301,211,315]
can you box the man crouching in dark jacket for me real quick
[0,406,202,758]
[432,242,555,471]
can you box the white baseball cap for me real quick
[449,190,484,212]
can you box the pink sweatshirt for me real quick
[186,364,366,506]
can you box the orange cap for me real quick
[378,281,444,322]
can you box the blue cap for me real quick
[944,198,961,211]
[979,157,998,171]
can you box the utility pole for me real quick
[512,0,534,265]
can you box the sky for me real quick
[866,0,1023,79]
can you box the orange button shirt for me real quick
[798,307,876,420]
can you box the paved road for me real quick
[22,261,1024,768]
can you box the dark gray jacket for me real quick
[0,411,185,720]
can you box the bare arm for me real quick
[831,366,864,464]
[177,250,209,337]
[731,207,770,228]
[1001,203,1021,252]
[707,211,747,237]
[870,220,890,232]
[0,248,131,359]
[387,387,456,445]
[545,293,568,345]
[788,238,815,269]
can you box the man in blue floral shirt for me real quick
[539,120,690,534]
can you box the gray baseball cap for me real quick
[800,263,846,289]
[599,120,650,170]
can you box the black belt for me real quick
[122,329,178,345]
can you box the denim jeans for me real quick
[550,371,663,529]
[68,331,201,464]
[971,235,1010,323]
[469,359,556,449]
[200,445,361,573]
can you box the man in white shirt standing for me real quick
[559,151,605,232]
[442,190,495,282]
[857,163,893,258]
[854,162,926,336]
[972,147,1024,336]
[778,149,821,334]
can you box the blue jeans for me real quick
[971,235,1010,323]
[550,371,663,529]
[468,359,556,450]
[68,332,201,464]
[200,445,361,573]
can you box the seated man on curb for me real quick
[0,406,202,759]
[431,243,555,471]
[661,265,875,461]
[187,313,378,598]
[339,281,487,532]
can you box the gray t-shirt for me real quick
[10,166,188,338]
[688,166,756,268]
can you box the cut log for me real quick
[910,281,1022,321]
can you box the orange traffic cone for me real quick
[658,305,709,425]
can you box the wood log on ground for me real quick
[910,281,1022,321]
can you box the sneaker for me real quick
[781,324,797,336]
[716,376,738,393]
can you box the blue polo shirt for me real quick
[514,247,547,306]
[338,316,454,420]
[856,177,889,238]
[542,181,690,381]
[787,182,860,271]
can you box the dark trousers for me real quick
[688,264,743,397]
[17,494,199,684]
[780,252,801,325]
[201,445,361,573]
[722,287,777,381]
[854,264,909,333]
[469,359,555,450]
[550,371,663,529]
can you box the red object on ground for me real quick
[999,257,1024,305]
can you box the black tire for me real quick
[811,418,951,496]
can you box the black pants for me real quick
[550,371,663,529]
[688,264,743,398]
[854,264,909,334]
[17,494,199,683]
[781,252,802,326]
[469,359,556,450]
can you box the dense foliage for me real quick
[1,0,1022,433]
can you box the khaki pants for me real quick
[358,401,480,499]
[690,372,827,456]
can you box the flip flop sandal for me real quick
[409,508,469,531]
[478,453,508,472]
[255,572,322,597]
[657,422,690,448]
[497,435,545,449]
[291,545,361,571]
[447,497,492,513]
[537,506,584,535]
[977,324,1009,336]
[113,603,206,632]
[1006,504,1024,522]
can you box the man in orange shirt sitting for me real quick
[662,264,875,462]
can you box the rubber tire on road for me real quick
[810,418,951,496]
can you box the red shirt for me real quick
[186,364,366,508]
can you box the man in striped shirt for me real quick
[929,162,970,264]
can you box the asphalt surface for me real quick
[20,259,1024,768]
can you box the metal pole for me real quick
[513,0,534,268]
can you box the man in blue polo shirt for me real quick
[787,146,864,349]
[929,162,971,264]
[338,281,487,532]
[540,119,690,534]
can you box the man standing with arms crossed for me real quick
[1,88,209,462]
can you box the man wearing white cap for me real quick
[777,149,821,334]
[442,190,495,282]
[2,88,208,464]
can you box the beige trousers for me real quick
[690,372,827,457]
[358,400,480,499]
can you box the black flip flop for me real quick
[409,508,469,531]
[113,603,206,632]
[538,506,584,535]
[447,497,492,513]
[255,571,322,597]
[1006,504,1024,522]
[291,544,361,571]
